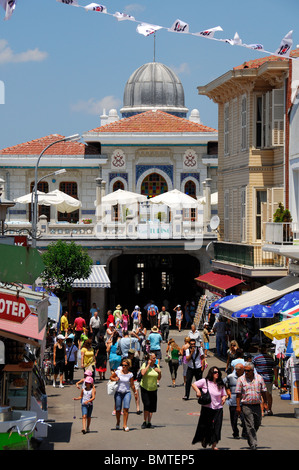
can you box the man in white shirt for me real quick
[182,339,205,400]
[89,310,101,344]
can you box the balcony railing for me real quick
[264,222,298,245]
[214,241,287,268]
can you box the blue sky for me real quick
[0,0,298,149]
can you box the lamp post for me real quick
[31,134,80,247]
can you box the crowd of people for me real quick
[45,303,278,450]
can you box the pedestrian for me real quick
[113,304,122,324]
[106,330,122,372]
[252,344,278,416]
[122,309,130,331]
[188,324,202,347]
[110,358,138,431]
[90,302,98,317]
[73,376,96,434]
[148,326,163,366]
[231,348,245,370]
[65,337,78,384]
[180,336,191,386]
[81,339,95,378]
[158,306,171,342]
[89,310,101,344]
[166,339,181,387]
[75,369,94,389]
[140,353,161,429]
[60,310,69,336]
[105,323,115,344]
[131,305,141,332]
[74,312,87,348]
[202,322,210,358]
[147,301,159,329]
[127,349,142,414]
[184,301,192,329]
[235,361,268,450]
[213,316,228,359]
[223,363,247,439]
[191,366,227,450]
[225,340,239,374]
[182,338,205,400]
[105,310,115,328]
[136,322,147,357]
[117,330,140,359]
[53,334,67,388]
[173,304,183,332]
[95,334,107,380]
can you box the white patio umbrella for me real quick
[14,189,81,213]
[150,189,198,208]
[198,191,218,205]
[100,189,147,206]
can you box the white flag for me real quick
[56,0,78,6]
[169,19,189,34]
[0,0,16,20]
[274,30,293,57]
[223,32,242,46]
[244,43,264,51]
[85,3,107,13]
[137,23,162,37]
[114,11,135,22]
[193,26,223,39]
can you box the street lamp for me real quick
[31,134,81,247]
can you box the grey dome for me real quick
[120,62,189,118]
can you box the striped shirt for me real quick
[235,373,267,405]
[252,353,276,383]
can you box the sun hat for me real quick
[84,376,94,384]
[116,304,121,309]
[151,326,159,333]
[134,305,140,310]
[84,370,93,376]
[57,334,65,340]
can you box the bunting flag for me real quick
[3,0,297,63]
[84,3,107,13]
[0,0,16,20]
[137,23,163,37]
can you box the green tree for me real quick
[40,240,93,296]
[273,202,292,223]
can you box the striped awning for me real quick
[72,265,111,288]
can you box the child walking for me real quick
[74,376,96,434]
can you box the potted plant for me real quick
[82,218,92,224]
[273,203,293,242]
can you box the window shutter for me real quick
[241,95,247,150]
[272,88,284,146]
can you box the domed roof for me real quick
[120,62,189,118]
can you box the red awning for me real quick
[0,314,45,345]
[195,272,244,293]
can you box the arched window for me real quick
[29,181,50,222]
[141,173,168,198]
[184,180,196,221]
[113,180,125,191]
[58,182,79,223]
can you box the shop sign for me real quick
[0,292,31,323]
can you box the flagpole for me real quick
[153,32,156,62]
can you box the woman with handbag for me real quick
[191,366,227,450]
[166,339,181,387]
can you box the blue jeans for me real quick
[115,390,131,410]
[216,335,227,358]
[81,403,93,418]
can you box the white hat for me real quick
[57,334,65,340]
[135,305,140,310]
[109,323,114,327]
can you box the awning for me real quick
[0,314,46,347]
[195,271,244,293]
[220,275,299,320]
[72,265,111,288]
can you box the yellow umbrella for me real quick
[260,316,299,340]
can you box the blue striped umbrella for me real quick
[232,304,276,319]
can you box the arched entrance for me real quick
[141,173,168,198]
[108,253,200,325]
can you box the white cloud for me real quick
[71,96,121,115]
[171,62,191,75]
[0,39,48,64]
[124,3,145,14]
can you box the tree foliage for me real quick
[40,240,93,295]
[273,202,292,223]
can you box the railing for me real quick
[214,241,287,268]
[263,222,296,245]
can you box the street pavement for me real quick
[38,329,299,454]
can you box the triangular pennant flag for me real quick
[169,19,189,34]
[56,0,78,5]
[136,23,162,36]
[193,26,223,39]
[0,0,16,20]
[114,11,135,22]
[85,3,107,13]
[274,30,293,57]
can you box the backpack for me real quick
[149,306,156,316]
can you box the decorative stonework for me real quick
[183,149,198,169]
[111,149,126,169]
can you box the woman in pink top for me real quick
[191,366,227,450]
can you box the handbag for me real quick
[197,379,211,405]
[165,349,172,363]
[107,379,118,396]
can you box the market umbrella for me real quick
[260,315,299,340]
[150,189,198,208]
[101,189,147,206]
[232,304,276,319]
[14,189,81,213]
[270,291,299,313]
[210,294,238,314]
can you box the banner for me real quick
[137,23,162,37]
[0,0,16,20]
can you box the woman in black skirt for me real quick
[95,335,107,380]
[191,366,227,450]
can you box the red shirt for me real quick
[74,316,86,331]
[107,314,115,325]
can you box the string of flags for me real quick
[1,0,297,61]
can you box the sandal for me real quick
[123,426,129,432]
